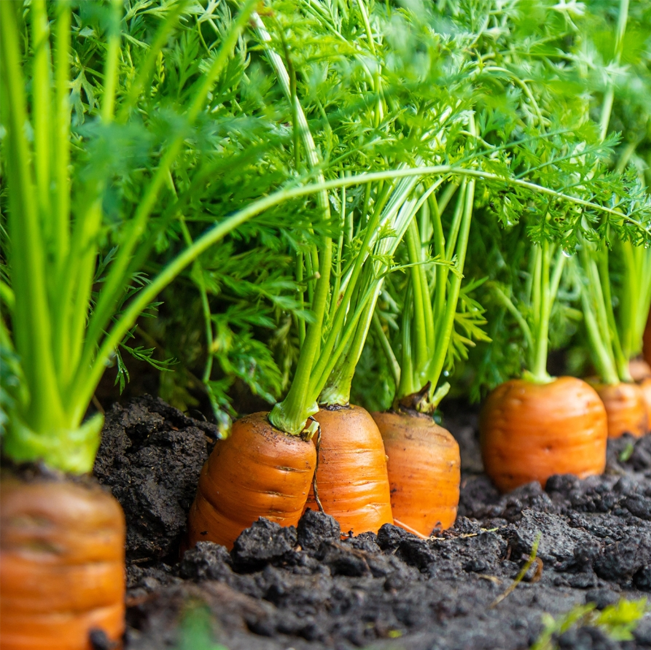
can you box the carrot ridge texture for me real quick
[0,479,125,650]
[480,377,608,493]
[304,405,393,535]
[373,410,460,535]
[187,412,316,550]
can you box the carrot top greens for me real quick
[2,0,651,458]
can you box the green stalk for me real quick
[397,286,416,398]
[598,248,630,381]
[253,12,332,436]
[493,286,534,352]
[529,240,562,384]
[578,247,620,385]
[53,0,71,281]
[406,219,430,369]
[0,0,64,432]
[318,299,375,406]
[619,241,639,360]
[313,174,426,406]
[372,312,401,387]
[580,284,620,385]
[31,0,53,234]
[423,176,475,402]
[101,0,122,124]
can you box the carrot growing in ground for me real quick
[576,243,649,438]
[574,0,649,438]
[186,0,458,540]
[480,239,609,492]
[186,7,400,548]
[371,174,480,535]
[302,172,430,535]
[0,0,327,645]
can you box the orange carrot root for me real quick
[372,410,459,536]
[629,358,651,382]
[0,478,125,650]
[187,412,316,550]
[595,382,649,438]
[480,376,608,493]
[640,378,651,431]
[304,405,393,535]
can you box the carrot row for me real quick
[186,402,459,546]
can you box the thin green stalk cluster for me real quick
[392,174,478,411]
[578,244,630,385]
[495,241,566,385]
[0,0,286,472]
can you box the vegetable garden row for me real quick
[1,0,651,648]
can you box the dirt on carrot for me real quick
[187,412,316,550]
[96,395,651,650]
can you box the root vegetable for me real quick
[0,477,125,650]
[480,377,608,493]
[372,410,460,535]
[595,382,648,438]
[304,405,393,535]
[186,412,316,550]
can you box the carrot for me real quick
[629,358,651,382]
[645,313,651,368]
[372,410,460,535]
[187,412,316,550]
[303,405,393,535]
[480,377,608,493]
[625,360,651,430]
[0,478,125,650]
[594,382,648,438]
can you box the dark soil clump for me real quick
[94,395,217,563]
[95,397,651,649]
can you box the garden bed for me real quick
[93,396,651,650]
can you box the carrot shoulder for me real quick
[480,376,608,493]
[304,405,393,535]
[0,478,125,650]
[373,409,460,535]
[187,412,316,550]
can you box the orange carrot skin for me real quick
[0,478,125,650]
[304,405,393,535]
[644,312,651,368]
[480,377,608,493]
[595,382,648,438]
[640,378,651,431]
[187,412,316,550]
[372,410,460,535]
[629,358,651,382]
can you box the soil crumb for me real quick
[95,397,651,649]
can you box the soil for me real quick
[93,396,651,650]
